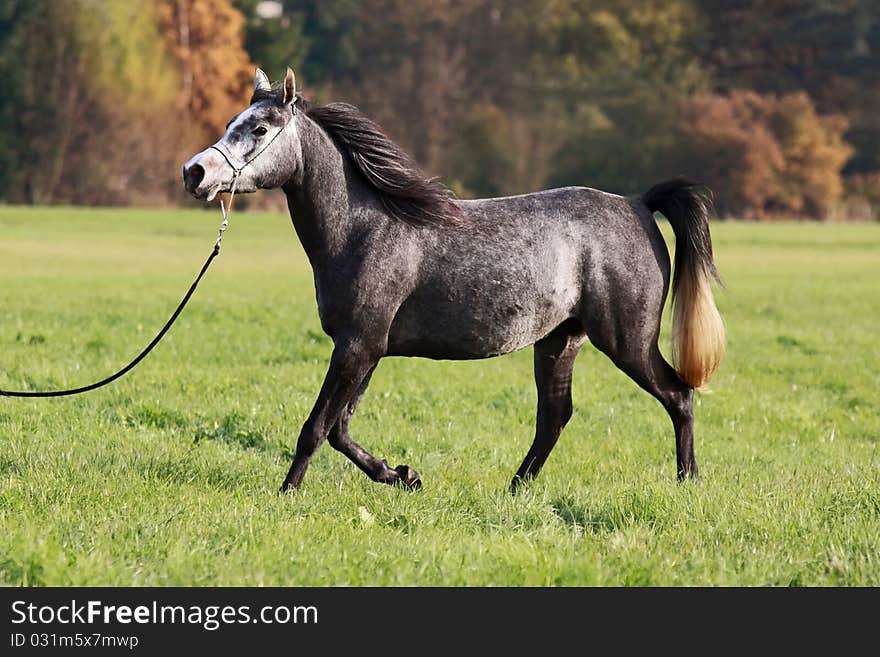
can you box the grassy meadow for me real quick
[0,205,877,586]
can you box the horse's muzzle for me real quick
[183,163,206,196]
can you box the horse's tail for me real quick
[643,177,725,390]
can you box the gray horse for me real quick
[183,68,725,493]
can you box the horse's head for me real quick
[183,67,301,201]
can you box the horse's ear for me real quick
[254,68,271,93]
[282,67,296,106]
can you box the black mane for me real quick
[304,101,463,226]
[251,88,462,226]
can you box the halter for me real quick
[208,102,296,182]
[207,103,296,249]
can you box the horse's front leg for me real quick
[326,366,421,490]
[280,339,379,492]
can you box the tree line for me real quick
[1,0,877,219]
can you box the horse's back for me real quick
[385,185,669,360]
[462,183,670,316]
[457,185,627,217]
[458,184,668,297]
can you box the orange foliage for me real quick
[158,0,255,145]
[680,90,853,218]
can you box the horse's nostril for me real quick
[184,163,205,191]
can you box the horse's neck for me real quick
[282,117,364,266]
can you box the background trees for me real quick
[0,0,178,204]
[0,0,876,219]
[679,91,852,218]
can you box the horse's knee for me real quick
[538,395,573,434]
[295,418,325,455]
[560,397,573,427]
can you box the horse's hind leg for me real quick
[327,366,421,489]
[584,316,698,480]
[617,346,696,479]
[511,320,586,492]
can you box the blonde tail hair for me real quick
[671,262,726,390]
[643,178,726,390]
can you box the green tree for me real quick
[233,0,306,80]
[0,0,177,204]
[543,0,709,195]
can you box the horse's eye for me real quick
[253,126,268,137]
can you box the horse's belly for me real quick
[386,284,578,360]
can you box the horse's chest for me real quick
[313,283,347,338]
[312,267,406,339]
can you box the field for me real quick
[0,205,878,586]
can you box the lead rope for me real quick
[216,172,239,250]
[0,186,237,398]
[1,101,295,398]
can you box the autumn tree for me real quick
[0,0,871,215]
[699,0,880,176]
[158,0,254,145]
[679,91,852,218]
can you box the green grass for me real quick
[1,206,878,586]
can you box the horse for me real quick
[183,67,725,493]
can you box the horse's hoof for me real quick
[394,464,422,491]
[677,464,700,482]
